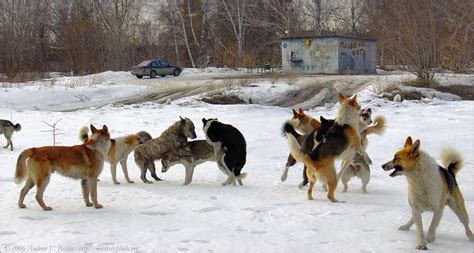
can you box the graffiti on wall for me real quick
[339,41,365,56]
[310,44,330,71]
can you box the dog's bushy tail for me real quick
[282,121,301,139]
[365,115,385,136]
[14,123,21,132]
[440,148,463,176]
[15,148,34,184]
[79,126,89,143]
[235,172,247,179]
[283,123,314,169]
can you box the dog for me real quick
[0,119,21,151]
[382,136,473,250]
[80,127,145,185]
[161,140,215,185]
[202,118,247,186]
[14,125,111,210]
[136,131,153,143]
[284,94,371,201]
[338,108,385,193]
[134,117,197,184]
[280,109,320,184]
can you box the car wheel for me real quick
[150,71,157,79]
[136,75,143,79]
[173,69,180,76]
[160,75,166,77]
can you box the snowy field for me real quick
[0,71,473,252]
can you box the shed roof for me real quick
[281,31,376,42]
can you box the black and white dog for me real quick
[202,118,247,186]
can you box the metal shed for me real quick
[281,35,376,74]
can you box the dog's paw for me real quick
[426,233,436,242]
[127,180,135,184]
[18,204,26,209]
[415,244,428,250]
[113,181,121,185]
[43,206,53,211]
[94,204,103,209]
[183,182,190,186]
[399,224,411,231]
[85,202,93,207]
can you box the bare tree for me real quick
[217,0,249,66]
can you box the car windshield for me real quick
[137,60,151,67]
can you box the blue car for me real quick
[130,59,182,79]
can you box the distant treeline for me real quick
[0,0,472,81]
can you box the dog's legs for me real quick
[18,178,34,208]
[326,167,339,203]
[412,209,428,250]
[399,217,414,231]
[184,163,193,185]
[120,160,134,183]
[35,175,53,211]
[426,209,444,242]
[281,155,296,182]
[137,160,151,184]
[298,166,309,189]
[81,179,93,207]
[306,166,315,200]
[9,138,13,151]
[149,162,163,182]
[448,190,474,241]
[360,164,370,194]
[87,177,103,209]
[110,163,120,185]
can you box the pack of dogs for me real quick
[4,93,473,250]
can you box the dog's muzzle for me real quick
[381,161,402,177]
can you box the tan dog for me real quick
[80,127,144,185]
[15,125,111,210]
[382,137,473,250]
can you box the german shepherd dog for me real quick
[382,137,473,250]
[202,118,247,186]
[161,140,215,185]
[284,94,371,201]
[80,127,144,185]
[0,119,21,151]
[14,125,111,210]
[134,117,197,184]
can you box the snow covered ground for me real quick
[0,71,473,252]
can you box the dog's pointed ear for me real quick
[102,125,109,133]
[202,118,207,125]
[404,136,413,148]
[348,95,358,107]
[299,108,303,114]
[292,109,298,118]
[410,139,420,156]
[180,116,185,124]
[338,93,346,103]
[320,116,328,124]
[90,124,98,134]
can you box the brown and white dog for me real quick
[382,137,473,250]
[15,125,111,210]
[284,94,371,201]
[80,127,145,185]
